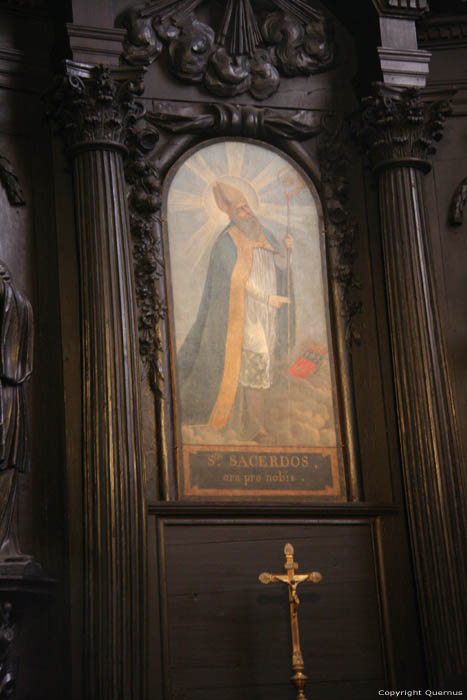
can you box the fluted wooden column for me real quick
[52,62,147,699]
[362,85,467,687]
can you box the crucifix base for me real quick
[292,669,308,700]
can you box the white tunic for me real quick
[239,248,278,390]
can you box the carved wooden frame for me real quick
[125,101,363,502]
[118,0,336,101]
[164,135,347,500]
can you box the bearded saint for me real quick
[178,181,295,442]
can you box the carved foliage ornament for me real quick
[126,101,323,390]
[318,116,361,345]
[48,64,145,153]
[125,101,360,391]
[118,0,334,99]
[359,85,451,173]
[124,125,165,393]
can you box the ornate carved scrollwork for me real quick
[128,101,322,391]
[126,100,362,499]
[50,62,163,384]
[118,0,334,99]
[359,84,451,174]
[124,125,166,394]
[127,101,362,385]
[0,602,14,699]
[0,157,25,207]
[318,116,361,346]
[50,62,165,391]
[49,62,145,154]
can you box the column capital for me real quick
[360,83,451,174]
[50,60,146,156]
[371,0,429,20]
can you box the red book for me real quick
[289,345,327,379]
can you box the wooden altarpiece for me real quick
[47,0,466,698]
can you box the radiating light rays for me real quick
[185,152,219,185]
[226,141,246,178]
[167,140,329,357]
[168,188,205,212]
[259,203,316,234]
[183,218,222,267]
[169,141,319,278]
[250,158,283,195]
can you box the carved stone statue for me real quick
[0,260,34,567]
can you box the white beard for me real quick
[231,213,263,240]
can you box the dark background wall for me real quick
[0,5,70,697]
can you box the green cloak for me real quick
[177,224,295,426]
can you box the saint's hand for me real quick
[283,234,293,252]
[268,295,290,309]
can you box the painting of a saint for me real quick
[178,180,293,442]
[165,140,345,498]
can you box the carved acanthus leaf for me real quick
[118,0,334,100]
[48,63,145,152]
[50,61,163,389]
[359,84,451,173]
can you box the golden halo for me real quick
[203,175,260,221]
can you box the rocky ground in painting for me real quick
[182,360,337,447]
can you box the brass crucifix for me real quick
[259,543,322,700]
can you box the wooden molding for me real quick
[49,62,148,700]
[360,84,467,688]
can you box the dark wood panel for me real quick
[157,520,386,698]
[171,679,385,700]
[148,514,164,700]
[149,502,398,517]
[426,149,467,465]
[0,86,69,699]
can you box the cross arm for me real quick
[258,572,322,585]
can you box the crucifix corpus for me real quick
[259,543,322,700]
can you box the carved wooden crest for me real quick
[118,0,335,99]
